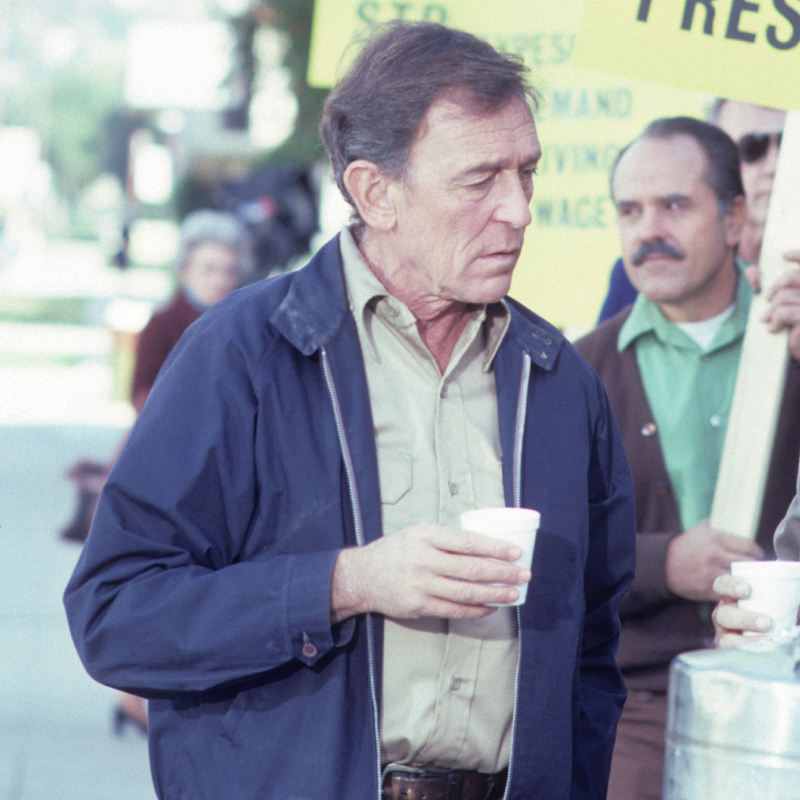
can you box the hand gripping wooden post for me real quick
[710,111,800,539]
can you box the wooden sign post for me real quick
[710,114,800,538]
[572,0,800,539]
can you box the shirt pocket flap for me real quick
[379,452,413,505]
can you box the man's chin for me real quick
[474,274,515,304]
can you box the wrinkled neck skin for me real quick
[358,232,472,374]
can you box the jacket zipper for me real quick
[322,346,532,800]
[320,347,383,800]
[503,351,532,800]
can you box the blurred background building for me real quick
[0,0,341,424]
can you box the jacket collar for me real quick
[271,232,564,371]
[502,297,563,372]
[270,235,352,356]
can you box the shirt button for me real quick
[450,677,462,691]
[709,414,722,427]
[449,482,459,496]
[386,304,399,318]
[302,641,318,658]
[440,384,448,399]
[641,422,657,437]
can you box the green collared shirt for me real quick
[618,265,753,531]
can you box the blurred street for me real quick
[0,240,157,798]
[0,0,323,795]
[0,423,157,800]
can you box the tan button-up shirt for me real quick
[339,228,519,775]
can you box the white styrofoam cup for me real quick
[731,560,800,636]
[459,507,540,606]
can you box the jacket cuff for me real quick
[286,549,355,666]
[620,531,679,614]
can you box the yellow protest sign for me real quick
[572,0,800,111]
[308,0,707,332]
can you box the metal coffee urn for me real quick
[663,645,800,799]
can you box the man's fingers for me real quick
[712,573,749,601]
[765,300,800,334]
[430,574,521,607]
[433,549,530,588]
[783,250,800,265]
[420,596,501,619]
[744,264,761,293]
[765,266,800,301]
[714,602,772,633]
[431,526,522,562]
[715,532,764,560]
[716,631,753,649]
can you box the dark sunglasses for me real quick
[738,132,782,163]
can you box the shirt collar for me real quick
[338,227,510,371]
[617,258,753,354]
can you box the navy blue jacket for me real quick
[64,235,635,800]
[597,258,638,325]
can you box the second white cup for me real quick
[460,506,540,606]
[731,560,800,636]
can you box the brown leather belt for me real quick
[381,768,507,800]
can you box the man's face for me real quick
[715,101,785,227]
[388,95,540,306]
[613,134,742,323]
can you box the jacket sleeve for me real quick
[618,531,678,615]
[64,321,354,696]
[571,381,636,800]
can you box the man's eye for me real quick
[470,175,494,189]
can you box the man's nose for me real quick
[637,207,668,242]
[495,176,533,229]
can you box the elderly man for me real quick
[575,116,800,800]
[64,22,635,800]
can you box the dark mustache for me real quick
[631,239,686,266]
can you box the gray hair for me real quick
[320,21,537,235]
[175,210,254,277]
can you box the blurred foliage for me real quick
[46,68,124,203]
[3,62,123,207]
[240,0,328,166]
[0,296,88,326]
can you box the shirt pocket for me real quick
[378,451,413,505]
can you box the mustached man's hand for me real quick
[665,519,763,601]
[746,253,800,360]
[711,573,773,648]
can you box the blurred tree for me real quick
[46,68,123,204]
[227,0,328,166]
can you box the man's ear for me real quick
[724,195,748,247]
[343,160,397,232]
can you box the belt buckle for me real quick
[381,767,500,800]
